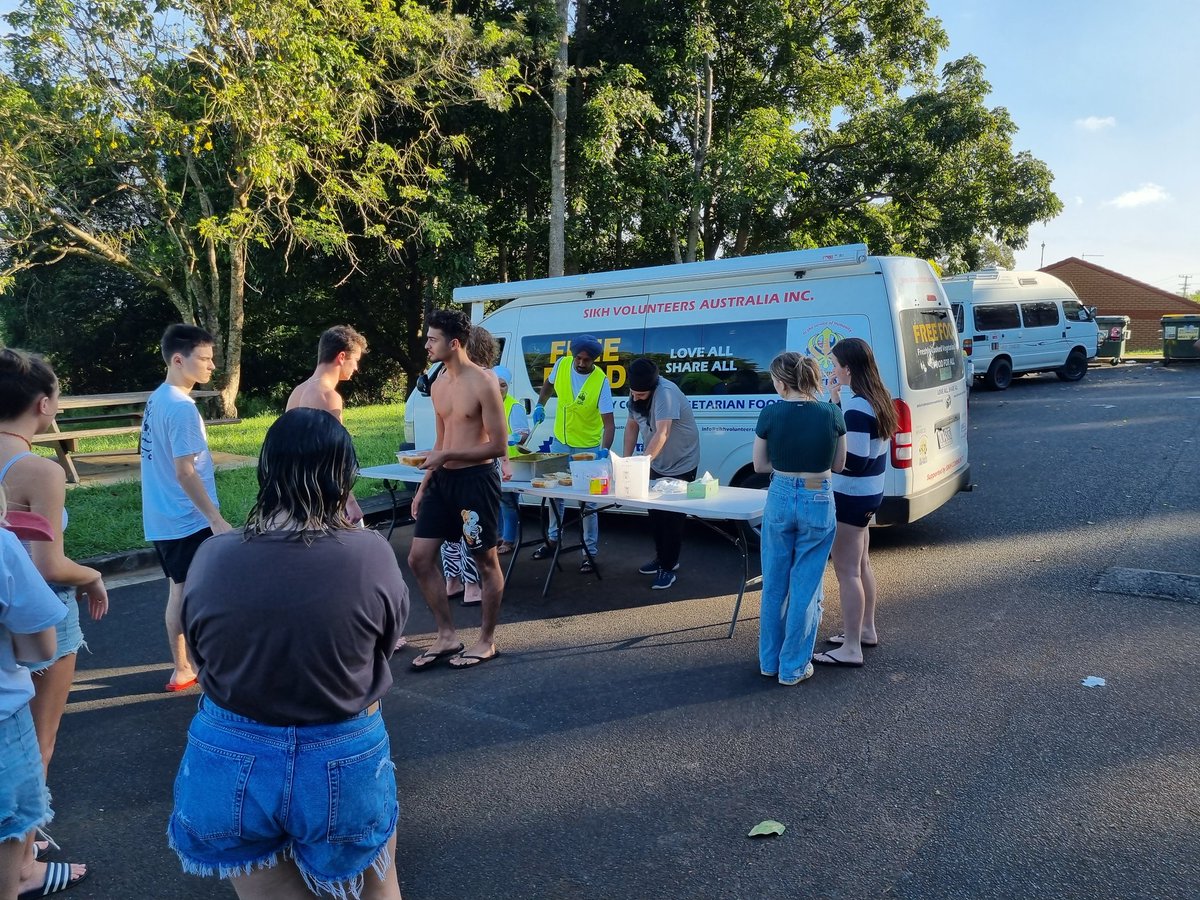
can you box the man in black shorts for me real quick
[140,325,232,691]
[408,310,508,670]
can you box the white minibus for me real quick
[406,244,970,524]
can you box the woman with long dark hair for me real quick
[753,352,846,685]
[169,408,409,899]
[0,348,103,894]
[814,337,898,668]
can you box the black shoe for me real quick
[530,542,557,561]
[639,558,680,575]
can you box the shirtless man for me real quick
[287,325,367,523]
[407,309,508,670]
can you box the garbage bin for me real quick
[1161,315,1200,366]
[1095,315,1131,365]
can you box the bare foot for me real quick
[409,637,464,671]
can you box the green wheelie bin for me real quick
[1095,315,1131,365]
[1161,315,1200,365]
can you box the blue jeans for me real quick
[499,492,520,544]
[758,474,836,683]
[546,439,600,556]
[27,590,85,674]
[0,705,53,842]
[169,696,397,897]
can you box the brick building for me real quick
[1040,257,1200,350]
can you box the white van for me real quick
[942,269,1100,391]
[406,244,970,524]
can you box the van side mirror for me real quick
[1084,306,1097,321]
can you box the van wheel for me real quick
[984,358,1013,390]
[1055,349,1088,382]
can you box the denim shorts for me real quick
[27,590,84,674]
[169,696,398,897]
[0,705,53,842]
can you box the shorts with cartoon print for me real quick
[413,463,501,552]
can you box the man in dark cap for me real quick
[530,334,615,572]
[622,357,700,589]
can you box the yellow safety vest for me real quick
[552,356,606,448]
[504,393,522,458]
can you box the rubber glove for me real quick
[594,448,610,460]
[532,404,545,426]
[508,436,522,446]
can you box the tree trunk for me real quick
[548,0,569,277]
[685,50,714,263]
[219,237,245,419]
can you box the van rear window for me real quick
[974,303,1020,330]
[898,308,963,390]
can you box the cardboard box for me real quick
[509,453,570,482]
[687,478,718,499]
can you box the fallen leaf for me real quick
[748,820,786,838]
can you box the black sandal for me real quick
[530,542,557,561]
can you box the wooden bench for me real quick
[33,391,240,484]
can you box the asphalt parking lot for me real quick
[43,360,1200,899]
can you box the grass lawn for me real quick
[57,403,406,560]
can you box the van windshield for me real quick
[898,308,963,390]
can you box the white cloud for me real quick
[1075,115,1116,131]
[1107,183,1171,208]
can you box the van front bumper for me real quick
[875,465,971,526]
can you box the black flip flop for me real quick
[826,633,879,648]
[449,650,501,669]
[409,643,465,672]
[811,650,864,668]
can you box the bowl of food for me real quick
[530,477,559,489]
[571,452,596,461]
[397,451,429,468]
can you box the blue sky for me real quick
[3,0,1195,293]
[927,0,1198,292]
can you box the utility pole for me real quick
[1039,242,1045,267]
[1181,275,1192,296]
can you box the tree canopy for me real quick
[1,0,1063,404]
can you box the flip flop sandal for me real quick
[17,860,89,899]
[579,558,596,575]
[449,650,501,669]
[826,633,879,648]
[409,643,465,672]
[811,650,864,668]
[530,542,557,561]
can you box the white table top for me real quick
[358,464,531,494]
[519,483,765,522]
[358,464,765,521]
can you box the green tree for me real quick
[0,0,516,414]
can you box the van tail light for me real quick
[962,337,973,357]
[891,399,913,470]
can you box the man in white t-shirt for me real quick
[140,325,232,692]
[529,335,615,572]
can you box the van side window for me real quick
[974,303,1020,331]
[952,303,965,333]
[644,320,781,395]
[1021,301,1060,328]
[1062,300,1088,322]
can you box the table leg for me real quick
[503,503,521,585]
[382,480,399,541]
[727,520,751,638]
[542,499,566,599]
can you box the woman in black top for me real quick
[169,409,409,900]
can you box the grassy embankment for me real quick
[57,403,405,559]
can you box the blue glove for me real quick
[508,436,522,446]
[594,448,610,460]
[532,404,545,426]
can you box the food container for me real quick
[589,476,609,495]
[508,452,570,482]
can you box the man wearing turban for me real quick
[529,335,615,573]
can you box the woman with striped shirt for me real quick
[813,338,897,668]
